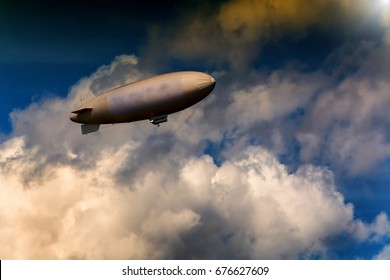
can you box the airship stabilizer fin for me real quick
[71,107,93,114]
[81,124,100,135]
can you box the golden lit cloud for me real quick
[217,0,328,40]
[145,0,388,70]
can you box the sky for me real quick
[1,0,390,259]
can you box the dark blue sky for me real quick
[0,0,194,132]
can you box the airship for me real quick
[70,71,216,134]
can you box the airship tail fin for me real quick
[71,107,93,114]
[81,124,100,135]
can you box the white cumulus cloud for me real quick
[374,244,390,260]
[1,54,390,260]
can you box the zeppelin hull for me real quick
[70,71,216,132]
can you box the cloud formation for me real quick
[144,0,389,70]
[375,244,390,260]
[1,55,390,259]
[226,70,327,128]
[0,127,384,259]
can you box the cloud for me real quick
[351,212,390,242]
[195,54,390,176]
[2,22,390,259]
[226,70,327,129]
[380,3,390,45]
[296,74,390,174]
[1,53,389,259]
[0,134,355,259]
[217,0,329,37]
[159,24,390,177]
[143,0,388,70]
[374,244,390,259]
[1,130,388,259]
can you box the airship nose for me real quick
[182,72,216,98]
[197,74,216,91]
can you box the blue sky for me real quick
[1,0,390,259]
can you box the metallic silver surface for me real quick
[70,71,216,131]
